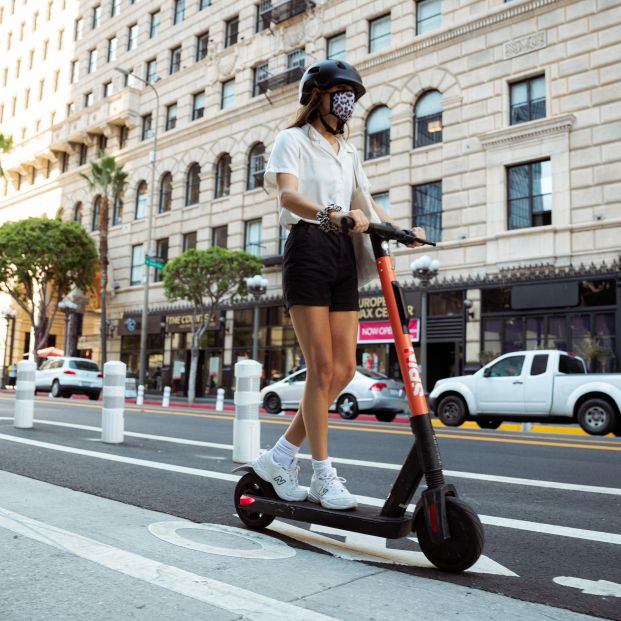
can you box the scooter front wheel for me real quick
[234,472,276,530]
[414,496,484,573]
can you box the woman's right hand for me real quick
[331,209,369,233]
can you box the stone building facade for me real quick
[1,0,619,394]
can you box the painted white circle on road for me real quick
[148,521,296,560]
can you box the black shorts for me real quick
[283,221,359,312]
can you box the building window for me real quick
[119,125,129,149]
[92,5,101,29]
[185,163,201,205]
[287,48,305,70]
[412,181,442,243]
[130,244,144,285]
[127,23,138,50]
[365,106,391,160]
[149,11,160,38]
[225,16,239,48]
[192,92,205,120]
[256,3,270,32]
[111,0,120,17]
[165,103,177,131]
[87,48,97,73]
[135,181,148,219]
[159,173,173,213]
[112,196,123,225]
[253,63,268,97]
[200,0,211,10]
[212,225,227,248]
[66,102,75,117]
[79,143,88,165]
[510,75,546,125]
[278,226,288,255]
[414,90,443,148]
[247,143,265,190]
[102,81,112,97]
[507,159,552,229]
[145,59,157,84]
[214,154,231,198]
[74,17,84,40]
[183,231,197,251]
[369,14,391,53]
[221,79,235,109]
[98,134,107,153]
[70,59,79,83]
[122,68,135,87]
[84,91,93,108]
[196,31,209,61]
[73,202,82,223]
[154,238,169,282]
[416,0,442,35]
[327,32,346,61]
[141,114,153,140]
[372,191,390,214]
[170,46,182,74]
[174,0,185,25]
[244,219,262,257]
[107,36,117,62]
[91,196,101,231]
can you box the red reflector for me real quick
[370,382,387,391]
[429,502,439,533]
[239,495,256,507]
[63,370,76,375]
[97,373,103,378]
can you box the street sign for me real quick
[145,256,166,269]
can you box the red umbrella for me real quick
[36,346,64,358]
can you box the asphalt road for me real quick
[0,394,619,620]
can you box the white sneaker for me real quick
[252,450,307,502]
[308,468,357,510]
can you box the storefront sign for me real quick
[166,313,220,332]
[358,319,420,344]
[358,293,420,321]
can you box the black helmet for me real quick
[299,60,366,105]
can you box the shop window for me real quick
[510,75,545,125]
[414,90,442,148]
[579,279,616,307]
[365,106,390,160]
[481,287,511,312]
[429,291,462,316]
[507,159,552,230]
[412,181,442,243]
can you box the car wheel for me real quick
[88,391,101,401]
[50,380,61,398]
[375,412,396,423]
[577,398,617,436]
[263,392,282,414]
[476,418,501,430]
[437,395,467,427]
[336,394,359,420]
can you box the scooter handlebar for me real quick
[340,216,436,247]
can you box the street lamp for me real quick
[246,275,268,361]
[1,307,17,389]
[115,67,160,387]
[410,255,440,394]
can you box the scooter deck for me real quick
[245,494,413,538]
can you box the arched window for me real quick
[112,196,123,225]
[56,207,64,220]
[414,90,443,148]
[365,106,391,160]
[247,143,265,191]
[214,153,231,198]
[91,195,101,232]
[159,172,173,213]
[73,202,83,224]
[185,163,201,206]
[135,181,148,219]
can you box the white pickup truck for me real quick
[428,350,621,436]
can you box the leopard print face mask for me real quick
[329,90,355,122]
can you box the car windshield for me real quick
[356,367,388,379]
[69,360,100,372]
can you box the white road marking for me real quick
[148,521,295,560]
[2,417,619,497]
[0,431,620,546]
[553,577,621,597]
[0,505,335,621]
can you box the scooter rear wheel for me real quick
[234,472,276,530]
[414,496,484,573]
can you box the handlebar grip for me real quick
[340,216,436,246]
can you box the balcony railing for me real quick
[257,65,305,94]
[259,0,315,25]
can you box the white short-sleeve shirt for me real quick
[264,123,370,228]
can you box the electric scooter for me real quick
[233,219,484,572]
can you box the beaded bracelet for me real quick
[316,204,342,234]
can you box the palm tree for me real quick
[0,133,13,177]
[81,154,128,365]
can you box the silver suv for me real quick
[35,357,103,400]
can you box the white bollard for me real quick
[162,386,171,407]
[233,359,262,463]
[14,360,36,429]
[215,387,225,412]
[101,361,126,444]
[136,384,144,406]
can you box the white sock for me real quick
[271,435,300,468]
[312,457,333,480]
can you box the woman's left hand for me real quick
[406,226,426,248]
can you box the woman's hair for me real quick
[287,89,350,139]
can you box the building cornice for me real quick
[479,113,576,149]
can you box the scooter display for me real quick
[233,219,484,572]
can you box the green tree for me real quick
[163,247,263,403]
[0,133,13,177]
[81,154,128,365]
[0,218,98,362]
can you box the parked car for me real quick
[260,367,407,422]
[429,350,621,436]
[35,357,103,400]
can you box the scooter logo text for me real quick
[403,347,424,397]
